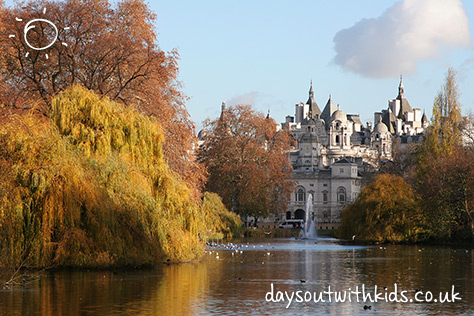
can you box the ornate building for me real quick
[198,78,427,229]
[282,78,425,229]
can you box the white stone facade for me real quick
[281,79,423,226]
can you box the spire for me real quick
[398,74,405,96]
[219,101,226,120]
[396,75,413,119]
[306,80,321,118]
[266,109,271,119]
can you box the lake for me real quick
[1,238,473,315]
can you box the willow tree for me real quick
[337,174,424,243]
[0,86,239,268]
[199,105,294,222]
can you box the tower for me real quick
[306,81,321,119]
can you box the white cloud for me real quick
[333,0,472,78]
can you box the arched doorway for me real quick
[295,209,305,220]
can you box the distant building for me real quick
[198,78,428,229]
[282,78,426,228]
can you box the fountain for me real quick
[299,194,317,240]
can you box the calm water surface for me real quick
[1,238,473,316]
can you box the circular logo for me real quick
[23,18,58,51]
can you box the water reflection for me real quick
[0,239,473,316]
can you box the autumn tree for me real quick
[0,0,204,191]
[337,174,425,243]
[198,105,294,222]
[418,67,462,159]
[0,86,239,268]
[415,68,474,240]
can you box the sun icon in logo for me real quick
[9,7,69,59]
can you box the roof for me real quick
[397,96,413,119]
[197,129,208,140]
[306,82,321,118]
[382,109,396,134]
[396,77,413,119]
[334,157,353,164]
[422,112,429,124]
[347,114,362,125]
[321,95,336,122]
[330,107,347,123]
[373,121,389,134]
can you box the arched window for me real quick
[296,187,305,202]
[322,190,328,203]
[337,187,346,202]
[335,135,340,144]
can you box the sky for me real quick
[5,0,474,131]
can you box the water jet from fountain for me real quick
[298,194,317,240]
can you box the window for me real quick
[339,168,344,173]
[296,188,305,202]
[309,183,314,187]
[337,187,346,202]
[323,183,328,187]
[322,190,328,203]
[335,135,340,144]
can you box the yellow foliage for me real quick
[199,192,242,239]
[337,174,425,243]
[0,85,239,268]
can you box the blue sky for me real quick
[6,0,474,130]
[153,0,474,130]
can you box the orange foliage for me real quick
[0,0,205,192]
[199,105,294,220]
